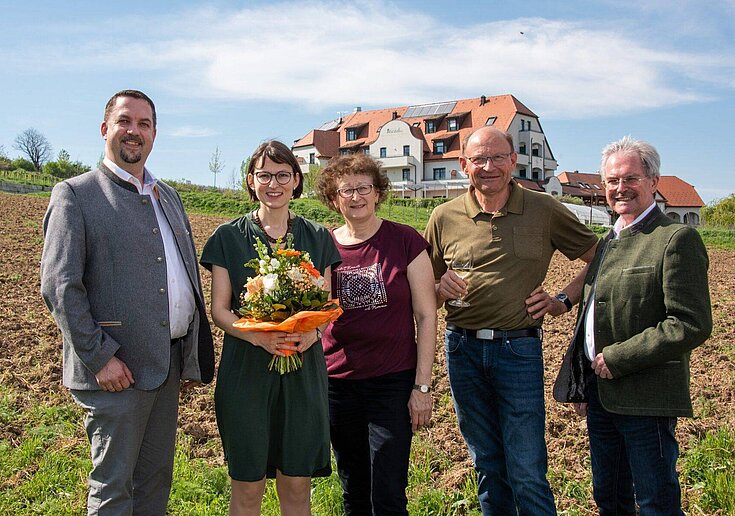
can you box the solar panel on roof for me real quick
[403,101,457,118]
[318,119,340,131]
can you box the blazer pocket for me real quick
[97,321,123,327]
[623,265,655,274]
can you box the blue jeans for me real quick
[328,369,414,516]
[587,376,683,515]
[445,328,556,516]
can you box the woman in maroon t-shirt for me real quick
[316,153,437,515]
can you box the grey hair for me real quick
[599,135,660,179]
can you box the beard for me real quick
[120,147,142,164]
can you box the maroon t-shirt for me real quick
[323,220,430,379]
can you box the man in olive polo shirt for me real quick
[424,126,598,515]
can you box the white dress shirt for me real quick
[584,202,657,360]
[104,158,196,339]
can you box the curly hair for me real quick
[316,154,391,213]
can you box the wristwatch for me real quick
[413,383,431,393]
[555,293,573,312]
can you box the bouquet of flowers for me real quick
[233,236,342,374]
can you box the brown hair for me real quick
[245,140,304,201]
[104,90,157,128]
[317,154,391,212]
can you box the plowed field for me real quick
[1,191,732,513]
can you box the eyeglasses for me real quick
[337,184,375,198]
[603,176,646,189]
[464,154,511,167]
[253,171,293,185]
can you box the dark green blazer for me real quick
[556,207,711,417]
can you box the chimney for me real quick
[354,106,362,113]
[392,111,398,120]
[480,95,487,106]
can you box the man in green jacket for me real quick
[555,136,711,515]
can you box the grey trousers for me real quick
[71,342,181,516]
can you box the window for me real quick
[346,128,358,141]
[426,120,436,133]
[433,140,445,154]
[412,122,420,127]
[447,118,458,131]
[433,168,446,180]
[521,120,525,131]
[380,147,387,158]
[532,147,540,157]
[340,149,349,156]
[402,168,411,181]
[363,148,370,154]
[403,145,410,156]
[309,153,315,165]
[485,116,497,126]
[519,143,527,155]
[532,170,539,180]
[519,167,527,178]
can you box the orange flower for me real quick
[245,276,263,297]
[300,261,320,278]
[276,249,301,257]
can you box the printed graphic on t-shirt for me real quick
[335,263,387,310]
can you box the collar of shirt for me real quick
[612,201,656,239]
[465,180,523,219]
[103,158,157,196]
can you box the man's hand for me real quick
[592,353,614,379]
[95,356,135,392]
[437,270,467,303]
[526,286,568,319]
[573,403,588,417]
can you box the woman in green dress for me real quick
[200,140,341,516]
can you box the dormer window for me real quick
[426,120,436,134]
[346,128,358,141]
[485,116,497,126]
[434,140,445,154]
[447,118,458,131]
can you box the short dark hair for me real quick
[317,154,391,213]
[245,140,304,201]
[104,90,157,128]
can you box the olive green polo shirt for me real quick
[424,180,598,330]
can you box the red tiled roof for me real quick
[657,176,705,208]
[557,171,604,190]
[294,94,538,161]
[516,178,544,192]
[293,129,341,159]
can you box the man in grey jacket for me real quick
[41,89,214,515]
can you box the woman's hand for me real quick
[408,390,433,432]
[245,331,298,356]
[294,329,320,353]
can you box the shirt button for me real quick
[141,198,149,205]
[152,228,159,235]
[492,226,498,230]
[159,288,166,294]
[156,256,163,263]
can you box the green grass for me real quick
[681,428,735,513]
[697,227,735,249]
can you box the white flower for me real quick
[270,258,280,269]
[287,267,305,283]
[258,259,267,274]
[262,273,279,294]
[312,275,327,289]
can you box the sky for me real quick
[1,0,733,203]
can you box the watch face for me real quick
[415,384,429,393]
[557,293,568,302]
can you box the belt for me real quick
[446,323,541,340]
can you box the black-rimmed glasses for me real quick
[337,184,375,198]
[253,171,293,185]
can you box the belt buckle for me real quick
[476,328,496,340]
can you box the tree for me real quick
[302,164,322,198]
[0,145,11,171]
[702,194,735,228]
[43,148,91,179]
[209,146,225,188]
[14,128,52,171]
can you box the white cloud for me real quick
[168,126,217,138]
[7,1,734,119]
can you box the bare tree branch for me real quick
[14,128,52,171]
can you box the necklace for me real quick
[253,210,293,244]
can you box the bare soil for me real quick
[1,192,733,514]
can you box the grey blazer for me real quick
[41,166,214,390]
